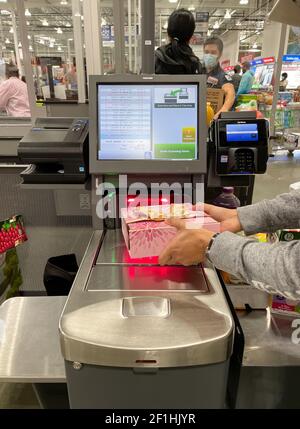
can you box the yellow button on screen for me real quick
[182,127,196,143]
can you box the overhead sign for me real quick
[283,54,300,62]
[195,12,209,22]
[251,57,275,66]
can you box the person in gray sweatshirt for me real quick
[159,190,300,300]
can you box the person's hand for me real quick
[159,218,214,266]
[195,203,242,233]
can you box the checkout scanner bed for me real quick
[18,117,88,184]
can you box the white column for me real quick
[16,0,42,118]
[134,0,137,73]
[262,21,290,58]
[11,12,22,75]
[72,0,86,103]
[270,24,289,137]
[220,31,240,66]
[82,0,102,83]
[128,0,132,72]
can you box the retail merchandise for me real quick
[0,215,27,254]
[213,187,241,209]
[121,204,220,258]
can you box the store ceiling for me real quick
[0,0,277,57]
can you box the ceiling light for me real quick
[9,27,13,33]
[49,43,54,48]
[41,19,49,26]
[74,12,81,17]
[29,45,33,51]
[163,21,168,29]
[39,39,45,45]
[239,0,249,4]
[81,15,84,20]
[25,9,31,16]
[65,22,71,27]
[26,21,30,26]
[0,0,7,3]
[101,17,107,26]
[169,0,178,3]
[5,38,10,44]
[58,46,62,51]
[57,27,63,34]
[224,10,231,19]
[28,35,31,39]
[188,5,195,11]
[162,38,166,43]
[213,21,220,29]
[60,0,68,4]
[236,21,242,26]
[18,42,22,48]
[1,10,10,15]
[207,29,212,36]
[253,42,258,49]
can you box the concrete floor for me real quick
[0,150,299,409]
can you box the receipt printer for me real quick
[18,117,89,184]
[212,112,269,175]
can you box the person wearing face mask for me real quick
[203,37,235,118]
[155,9,205,75]
[236,61,255,97]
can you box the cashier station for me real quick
[0,74,276,409]
[0,117,32,163]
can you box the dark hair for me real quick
[242,61,251,70]
[5,63,19,78]
[281,72,288,80]
[234,64,241,74]
[165,8,201,74]
[204,37,224,55]
[167,8,195,42]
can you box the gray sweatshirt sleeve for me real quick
[237,190,300,235]
[209,232,300,300]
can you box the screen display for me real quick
[97,84,198,160]
[226,123,259,143]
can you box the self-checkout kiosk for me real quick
[59,74,235,409]
[13,73,269,408]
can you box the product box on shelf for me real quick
[0,215,27,255]
[207,88,225,114]
[121,203,220,259]
[268,229,300,316]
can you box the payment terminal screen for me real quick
[226,123,258,143]
[97,84,198,160]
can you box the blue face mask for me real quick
[203,53,218,69]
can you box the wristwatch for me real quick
[205,233,220,263]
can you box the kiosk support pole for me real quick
[113,0,126,74]
[141,0,155,74]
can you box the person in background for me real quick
[203,37,235,118]
[0,63,30,117]
[155,8,205,75]
[236,61,254,96]
[159,191,300,300]
[63,65,78,90]
[279,72,288,91]
[231,64,242,93]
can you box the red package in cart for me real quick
[0,215,28,254]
